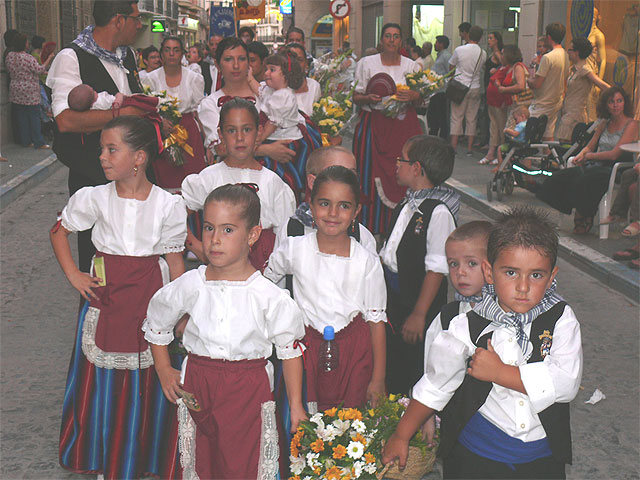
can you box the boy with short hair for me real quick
[380,134,460,395]
[421,220,492,445]
[383,206,583,479]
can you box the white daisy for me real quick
[290,455,305,475]
[347,440,364,459]
[351,419,366,433]
[353,460,365,478]
[364,463,377,474]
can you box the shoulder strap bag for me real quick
[446,46,483,104]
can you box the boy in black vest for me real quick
[421,220,492,445]
[383,206,583,479]
[380,134,460,395]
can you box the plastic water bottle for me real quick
[319,326,339,372]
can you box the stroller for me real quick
[544,120,599,168]
[487,115,551,202]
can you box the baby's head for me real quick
[68,84,97,112]
[306,146,356,191]
[397,135,455,189]
[483,206,559,314]
[512,105,530,125]
[264,52,304,90]
[446,221,492,299]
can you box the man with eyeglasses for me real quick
[47,0,147,276]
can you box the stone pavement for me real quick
[1,167,637,479]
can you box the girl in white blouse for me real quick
[145,184,306,480]
[264,166,388,412]
[182,98,296,271]
[50,116,187,479]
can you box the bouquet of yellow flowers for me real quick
[311,87,355,145]
[290,407,381,480]
[382,68,454,118]
[141,86,192,166]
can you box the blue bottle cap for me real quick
[323,326,335,341]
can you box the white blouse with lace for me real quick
[60,182,187,256]
[264,232,388,332]
[181,162,296,230]
[144,267,305,363]
[142,66,204,113]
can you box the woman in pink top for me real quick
[6,33,54,148]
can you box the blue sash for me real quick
[459,412,553,468]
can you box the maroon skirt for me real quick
[179,355,277,480]
[303,314,373,411]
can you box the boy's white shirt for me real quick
[379,202,454,274]
[422,300,472,373]
[412,304,583,442]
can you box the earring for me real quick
[133,166,138,176]
[312,217,316,229]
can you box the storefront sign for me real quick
[279,0,292,15]
[235,0,265,21]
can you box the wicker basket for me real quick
[377,446,436,480]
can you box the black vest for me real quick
[439,300,461,330]
[386,198,453,309]
[199,61,213,95]
[284,217,361,295]
[438,301,572,464]
[53,45,142,184]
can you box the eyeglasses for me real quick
[396,157,414,163]
[120,14,142,25]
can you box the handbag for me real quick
[446,47,483,104]
[512,62,533,104]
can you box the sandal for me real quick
[612,248,640,261]
[573,211,594,235]
[478,157,494,165]
[622,221,640,237]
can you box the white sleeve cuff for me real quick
[519,361,558,413]
[142,319,175,346]
[364,309,387,323]
[412,374,454,411]
[424,254,449,274]
[275,342,304,360]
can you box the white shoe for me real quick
[478,157,493,165]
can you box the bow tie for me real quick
[217,95,256,107]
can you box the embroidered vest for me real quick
[386,198,452,310]
[438,301,572,464]
[53,45,142,184]
[284,217,361,295]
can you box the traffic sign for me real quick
[329,0,350,20]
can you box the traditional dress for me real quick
[353,54,422,234]
[264,232,387,412]
[58,183,187,479]
[144,267,305,480]
[142,66,206,191]
[181,161,296,271]
[257,84,321,200]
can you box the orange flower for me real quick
[290,444,299,457]
[289,476,301,480]
[324,407,338,417]
[313,466,322,476]
[325,466,342,480]
[311,438,325,453]
[364,452,376,464]
[332,444,347,459]
[343,408,363,421]
[351,433,367,445]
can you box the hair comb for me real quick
[236,182,260,193]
